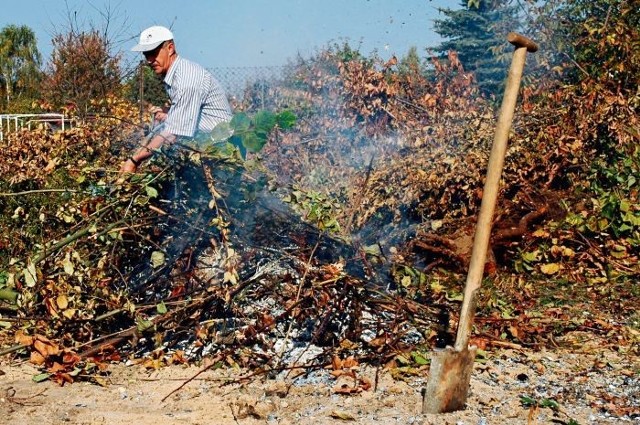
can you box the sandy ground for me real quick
[1,346,638,425]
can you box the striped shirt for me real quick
[162,56,233,138]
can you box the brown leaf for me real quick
[33,336,60,357]
[43,157,59,173]
[367,336,387,348]
[331,355,343,370]
[30,351,46,366]
[48,361,68,373]
[259,313,275,328]
[342,356,359,369]
[44,298,59,318]
[333,383,362,395]
[469,337,488,350]
[330,369,356,379]
[52,372,74,386]
[15,330,34,346]
[359,376,372,391]
[385,56,398,67]
[62,351,81,366]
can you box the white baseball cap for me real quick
[131,26,174,52]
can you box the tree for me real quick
[557,0,639,89]
[40,3,131,116]
[41,29,122,116]
[398,46,423,75]
[123,61,169,117]
[0,25,42,110]
[432,0,521,97]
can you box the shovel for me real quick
[422,32,538,414]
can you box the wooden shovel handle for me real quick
[507,32,538,52]
[454,34,537,351]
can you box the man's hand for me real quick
[120,158,137,174]
[150,106,168,123]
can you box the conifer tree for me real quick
[432,0,520,98]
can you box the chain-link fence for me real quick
[1,66,296,139]
[209,65,294,106]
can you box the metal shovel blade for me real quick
[422,347,477,414]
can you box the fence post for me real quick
[139,60,145,125]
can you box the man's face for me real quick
[143,41,174,75]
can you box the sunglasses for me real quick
[143,42,167,59]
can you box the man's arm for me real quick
[120,131,177,173]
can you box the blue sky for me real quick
[1,0,457,68]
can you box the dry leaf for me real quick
[540,263,561,275]
[33,336,60,357]
[48,361,67,373]
[359,376,372,391]
[330,410,356,420]
[15,330,34,346]
[333,383,361,395]
[30,351,46,366]
[342,356,359,369]
[56,294,69,310]
[332,355,343,370]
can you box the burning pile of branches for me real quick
[0,119,455,385]
[0,99,460,385]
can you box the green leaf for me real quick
[520,395,537,407]
[619,223,633,232]
[32,373,51,383]
[145,185,158,198]
[522,250,540,263]
[410,351,429,365]
[623,211,640,226]
[216,139,243,158]
[619,199,630,213]
[276,110,297,129]
[539,398,559,410]
[610,246,627,258]
[446,292,464,301]
[242,132,268,153]
[363,244,382,256]
[230,112,251,132]
[520,395,559,410]
[68,368,82,377]
[136,318,154,333]
[209,121,234,142]
[156,301,167,314]
[215,135,246,159]
[150,251,165,268]
[252,110,277,133]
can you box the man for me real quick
[121,25,232,173]
[121,26,233,291]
